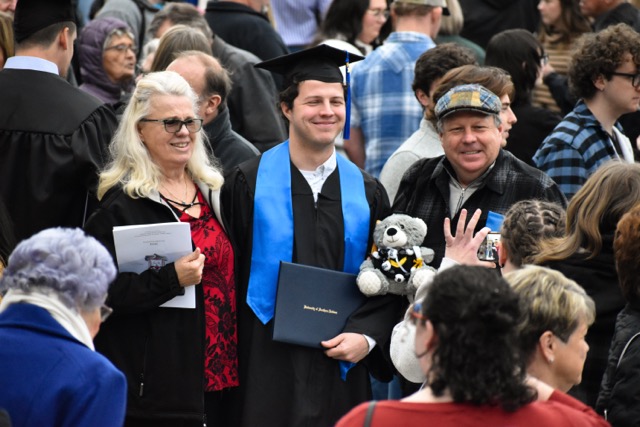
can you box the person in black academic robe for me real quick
[220,44,402,427]
[0,5,117,242]
[222,159,401,427]
[0,67,116,242]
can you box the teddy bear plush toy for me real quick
[357,214,436,299]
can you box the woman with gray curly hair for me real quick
[0,227,126,427]
[84,70,235,426]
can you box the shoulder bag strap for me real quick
[605,331,640,420]
[616,332,640,369]
[364,400,377,427]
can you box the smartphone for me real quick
[477,232,501,262]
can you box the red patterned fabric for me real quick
[180,189,238,391]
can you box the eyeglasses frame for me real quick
[104,43,138,55]
[139,118,204,134]
[610,72,640,88]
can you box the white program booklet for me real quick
[112,222,195,309]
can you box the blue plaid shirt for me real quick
[350,32,436,177]
[533,100,628,200]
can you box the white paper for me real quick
[113,222,195,309]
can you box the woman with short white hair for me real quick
[0,227,126,427]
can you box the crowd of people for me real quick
[1,0,640,426]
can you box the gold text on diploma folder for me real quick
[303,305,338,315]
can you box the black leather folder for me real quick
[273,261,366,348]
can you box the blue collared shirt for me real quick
[350,31,436,177]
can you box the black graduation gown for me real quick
[221,158,401,427]
[0,68,116,241]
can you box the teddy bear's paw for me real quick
[411,268,436,291]
[357,271,383,295]
[421,248,435,263]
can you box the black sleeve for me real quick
[344,178,404,381]
[84,201,185,314]
[543,72,577,116]
[220,163,258,291]
[392,160,422,214]
[603,338,640,426]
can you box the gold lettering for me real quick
[302,305,338,315]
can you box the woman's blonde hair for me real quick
[437,0,464,36]
[97,71,223,199]
[505,265,595,362]
[534,162,640,264]
[0,11,15,65]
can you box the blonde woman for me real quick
[85,71,237,426]
[505,265,596,392]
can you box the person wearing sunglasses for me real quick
[0,227,126,427]
[84,71,236,426]
[534,23,640,200]
[77,16,136,106]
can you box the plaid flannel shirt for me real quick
[350,32,436,177]
[533,100,627,200]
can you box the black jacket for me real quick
[507,103,562,167]
[205,1,288,60]
[204,106,259,173]
[393,149,567,268]
[545,233,624,408]
[596,304,640,426]
[594,2,640,32]
[458,0,540,48]
[211,37,287,152]
[205,1,288,89]
[84,184,221,424]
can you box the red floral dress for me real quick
[179,189,238,391]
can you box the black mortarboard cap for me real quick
[14,0,78,43]
[256,44,364,88]
[255,44,365,139]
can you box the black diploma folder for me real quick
[273,262,367,348]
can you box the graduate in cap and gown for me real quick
[0,0,117,242]
[221,44,403,427]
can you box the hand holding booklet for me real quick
[112,222,195,309]
[273,262,366,348]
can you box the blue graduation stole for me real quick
[248,141,370,378]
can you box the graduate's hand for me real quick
[174,248,205,287]
[321,333,369,363]
[443,208,494,268]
